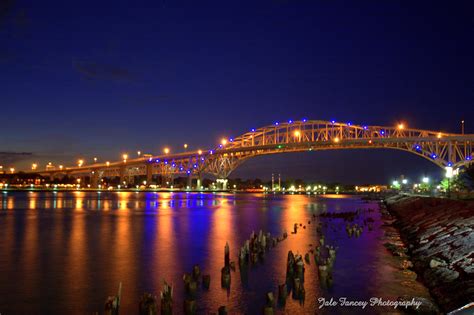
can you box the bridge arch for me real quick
[207,120,473,179]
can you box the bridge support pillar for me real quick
[119,167,127,187]
[216,178,228,191]
[196,177,202,190]
[91,171,100,189]
[146,164,153,185]
[187,175,192,190]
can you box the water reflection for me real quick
[0,192,431,314]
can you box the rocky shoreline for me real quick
[384,195,474,314]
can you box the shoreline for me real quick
[384,194,474,314]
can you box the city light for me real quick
[59,165,63,170]
[78,159,84,167]
[437,133,442,139]
[392,180,399,186]
[94,157,98,162]
[221,138,227,146]
[163,147,170,154]
[398,123,405,130]
[10,168,15,174]
[445,166,454,178]
[137,151,141,156]
[106,161,110,167]
[294,130,301,138]
[32,163,37,170]
[333,137,340,143]
[122,154,128,163]
[402,179,408,184]
[183,144,188,149]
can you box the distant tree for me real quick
[457,164,474,191]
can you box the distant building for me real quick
[355,185,388,193]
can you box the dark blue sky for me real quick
[1,0,473,183]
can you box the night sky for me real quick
[1,0,473,184]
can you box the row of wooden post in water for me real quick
[100,208,374,314]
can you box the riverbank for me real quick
[385,195,474,313]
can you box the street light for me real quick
[137,151,141,156]
[422,177,430,183]
[398,123,405,130]
[59,165,63,170]
[122,154,128,163]
[183,144,188,150]
[9,168,15,174]
[106,161,110,167]
[402,179,408,184]
[94,157,98,163]
[32,163,38,170]
[221,138,227,146]
[197,149,202,155]
[163,147,170,154]
[78,159,84,167]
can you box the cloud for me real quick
[0,151,33,164]
[0,0,15,27]
[73,60,135,81]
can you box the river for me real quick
[0,191,433,314]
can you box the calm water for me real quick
[0,191,431,314]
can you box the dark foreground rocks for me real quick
[385,195,474,313]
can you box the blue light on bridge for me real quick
[229,138,233,142]
[347,122,352,126]
[448,162,453,167]
[302,118,307,122]
[251,128,255,132]
[164,161,168,165]
[380,130,385,135]
[209,150,214,154]
[201,157,205,161]
[431,154,437,159]
[415,145,421,150]
[193,164,197,168]
[467,156,472,161]
[288,120,293,124]
[186,170,191,174]
[155,159,160,163]
[363,126,368,130]
[179,167,184,171]
[331,120,336,124]
[218,144,223,148]
[148,158,152,162]
[172,163,176,167]
[274,122,279,126]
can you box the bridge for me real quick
[32,120,474,189]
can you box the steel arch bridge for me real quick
[35,120,474,188]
